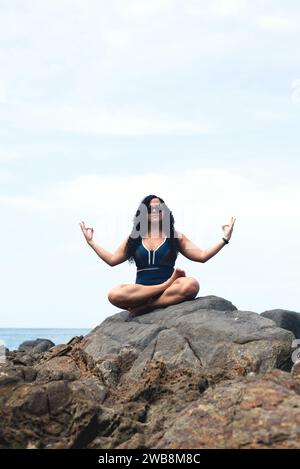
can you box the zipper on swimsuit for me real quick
[141,237,167,265]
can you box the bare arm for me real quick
[177,232,228,263]
[177,231,206,263]
[109,236,129,266]
[79,221,129,266]
[87,239,115,266]
[201,239,228,262]
[87,237,129,266]
[177,217,236,263]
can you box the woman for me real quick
[79,194,236,317]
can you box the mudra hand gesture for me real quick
[221,216,236,241]
[79,221,94,244]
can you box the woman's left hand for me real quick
[221,216,236,241]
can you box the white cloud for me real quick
[292,79,300,103]
[186,0,249,17]
[0,149,20,162]
[101,28,133,51]
[254,109,296,121]
[0,170,15,182]
[114,0,173,21]
[211,0,249,16]
[0,79,7,103]
[0,194,40,210]
[8,105,212,136]
[1,167,298,233]
[256,15,298,32]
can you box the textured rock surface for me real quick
[261,309,300,339]
[18,338,55,353]
[0,337,107,448]
[291,360,300,380]
[82,295,294,383]
[0,295,299,449]
[155,369,300,449]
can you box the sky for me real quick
[0,0,300,328]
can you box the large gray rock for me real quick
[82,295,294,383]
[18,339,55,354]
[261,309,300,339]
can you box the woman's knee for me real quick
[107,284,126,304]
[179,277,200,298]
[108,283,140,304]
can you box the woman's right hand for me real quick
[79,221,94,244]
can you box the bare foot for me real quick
[165,267,186,287]
[127,268,185,317]
[127,296,155,317]
[128,304,154,317]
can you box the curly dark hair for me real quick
[125,194,181,265]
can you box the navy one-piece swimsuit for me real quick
[133,237,177,285]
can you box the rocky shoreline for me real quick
[1,295,300,449]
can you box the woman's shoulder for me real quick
[173,230,183,242]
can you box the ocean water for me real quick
[0,328,91,351]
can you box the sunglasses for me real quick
[147,204,164,213]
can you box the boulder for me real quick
[261,309,300,339]
[82,295,294,384]
[18,338,55,353]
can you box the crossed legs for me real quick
[107,268,186,309]
[107,272,200,317]
[127,276,200,316]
